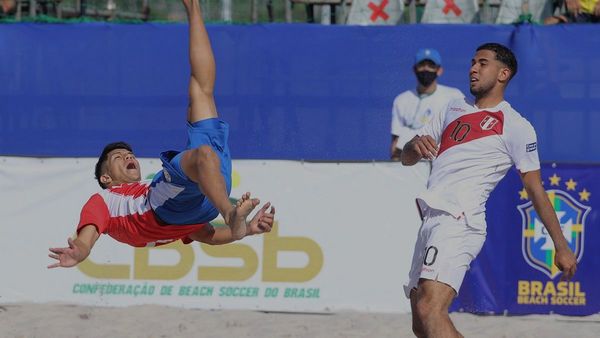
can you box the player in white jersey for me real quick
[400,43,577,338]
[390,48,464,166]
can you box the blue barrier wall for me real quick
[1,24,599,161]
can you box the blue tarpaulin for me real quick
[1,24,599,161]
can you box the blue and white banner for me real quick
[453,163,599,315]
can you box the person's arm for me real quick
[400,101,448,166]
[182,0,218,123]
[189,203,275,245]
[391,135,401,160]
[390,97,418,161]
[48,225,100,268]
[391,126,420,161]
[188,224,233,245]
[400,135,438,166]
[521,170,577,280]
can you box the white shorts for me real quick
[403,207,486,298]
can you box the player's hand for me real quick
[247,202,275,235]
[555,247,577,281]
[48,238,84,269]
[565,0,581,15]
[594,1,600,16]
[412,135,438,160]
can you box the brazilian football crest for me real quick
[518,174,592,279]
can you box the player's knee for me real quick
[191,145,217,166]
[415,298,432,322]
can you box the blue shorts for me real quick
[149,118,232,225]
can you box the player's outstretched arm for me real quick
[189,203,275,245]
[48,225,99,269]
[182,0,218,123]
[401,135,438,166]
[521,170,577,280]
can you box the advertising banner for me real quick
[0,157,427,313]
[347,0,404,25]
[453,164,599,315]
[2,158,597,314]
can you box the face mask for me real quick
[415,70,438,87]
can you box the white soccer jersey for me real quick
[391,84,464,149]
[416,98,540,229]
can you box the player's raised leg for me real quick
[180,0,254,239]
[183,0,217,123]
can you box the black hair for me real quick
[476,43,518,81]
[95,141,133,189]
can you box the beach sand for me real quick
[0,303,598,338]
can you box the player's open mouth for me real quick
[126,163,136,170]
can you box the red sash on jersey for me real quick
[438,111,504,156]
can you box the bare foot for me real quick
[227,192,259,240]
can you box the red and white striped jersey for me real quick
[77,180,206,247]
[416,98,540,229]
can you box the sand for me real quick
[0,303,598,338]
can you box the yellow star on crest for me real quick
[549,173,561,186]
[519,188,528,200]
[579,189,591,202]
[565,178,577,191]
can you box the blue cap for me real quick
[414,48,442,66]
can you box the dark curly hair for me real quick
[94,141,133,189]
[476,43,518,81]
